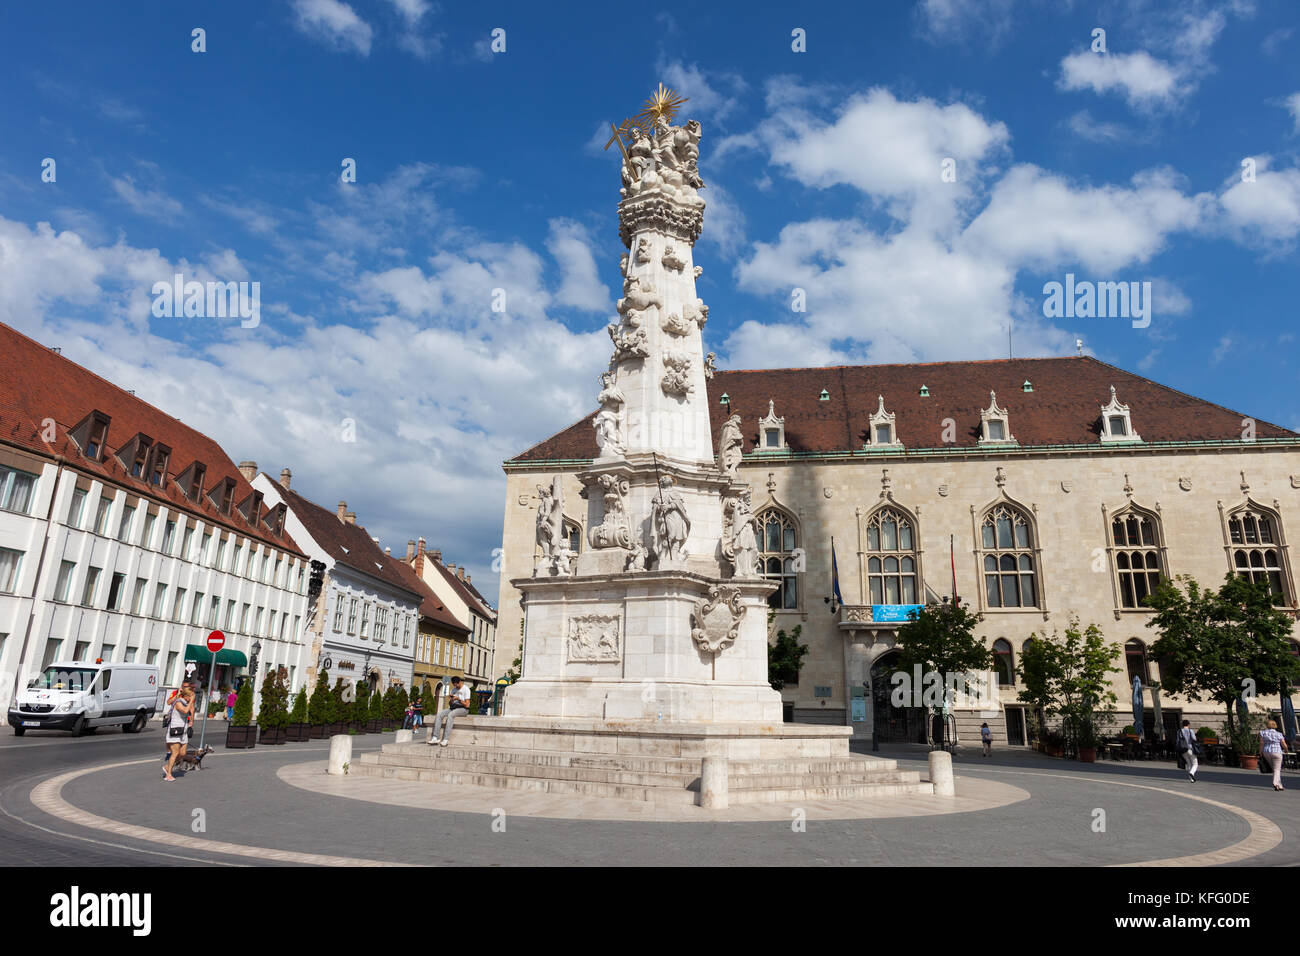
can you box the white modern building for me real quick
[253,470,423,693]
[0,323,314,715]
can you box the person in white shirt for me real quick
[1260,719,1290,791]
[1177,720,1199,782]
[429,676,470,747]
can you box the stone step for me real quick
[362,750,919,792]
[349,760,933,805]
[378,742,898,776]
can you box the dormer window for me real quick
[208,476,237,515]
[70,411,112,462]
[148,443,171,486]
[237,490,264,525]
[264,502,287,537]
[979,391,1016,445]
[177,461,206,501]
[126,436,153,477]
[757,399,787,451]
[1100,386,1141,443]
[866,395,901,448]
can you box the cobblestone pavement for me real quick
[3,725,1295,867]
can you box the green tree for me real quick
[895,601,995,711]
[307,669,330,724]
[501,620,523,683]
[330,677,348,724]
[1147,574,1299,736]
[231,678,254,726]
[289,687,307,724]
[257,668,285,729]
[367,684,384,723]
[1017,619,1119,754]
[353,680,369,724]
[768,623,808,690]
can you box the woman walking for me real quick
[163,687,195,782]
[1177,720,1199,782]
[1261,719,1290,791]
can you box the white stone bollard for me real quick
[698,755,729,809]
[395,729,413,743]
[327,734,352,776]
[928,750,955,796]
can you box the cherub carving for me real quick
[662,245,686,272]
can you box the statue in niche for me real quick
[722,489,761,579]
[662,245,686,272]
[718,413,744,477]
[651,475,691,562]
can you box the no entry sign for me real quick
[206,630,226,653]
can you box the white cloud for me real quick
[1286,91,1300,133]
[290,0,373,56]
[916,0,1021,46]
[546,219,609,313]
[655,58,747,124]
[1058,50,1182,109]
[109,175,184,220]
[1066,109,1138,144]
[1218,156,1300,243]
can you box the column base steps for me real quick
[354,741,934,805]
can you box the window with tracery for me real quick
[1111,510,1163,608]
[980,504,1037,608]
[758,509,798,610]
[1227,508,1288,605]
[864,507,918,606]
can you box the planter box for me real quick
[330,722,347,735]
[366,719,382,734]
[1239,754,1260,770]
[258,726,285,745]
[225,724,258,749]
[309,724,329,739]
[1199,737,1219,746]
[1078,747,1097,763]
[284,723,311,742]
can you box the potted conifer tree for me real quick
[330,678,348,735]
[308,670,330,738]
[286,687,310,742]
[367,683,383,732]
[257,668,285,745]
[353,680,369,732]
[224,679,257,749]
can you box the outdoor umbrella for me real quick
[1131,676,1143,739]
[1150,683,1164,741]
[1236,695,1250,733]
[1282,693,1297,746]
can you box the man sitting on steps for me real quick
[428,676,470,747]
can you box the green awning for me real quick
[184,644,249,667]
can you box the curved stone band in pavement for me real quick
[278,759,1031,821]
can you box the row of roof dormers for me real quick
[0,322,301,553]
[752,385,1140,451]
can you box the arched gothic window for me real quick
[980,504,1037,608]
[1226,507,1289,606]
[993,638,1014,686]
[758,509,798,610]
[1111,509,1163,608]
[562,518,582,554]
[1125,639,1150,684]
[864,507,918,606]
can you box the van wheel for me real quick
[125,711,146,733]
[72,716,88,737]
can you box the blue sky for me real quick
[1,0,1298,600]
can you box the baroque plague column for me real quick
[505,88,782,723]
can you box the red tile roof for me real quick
[508,356,1297,462]
[0,321,304,555]
[273,483,424,603]
[408,552,497,621]
[386,551,471,634]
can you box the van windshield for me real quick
[33,667,98,691]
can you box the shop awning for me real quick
[184,644,249,667]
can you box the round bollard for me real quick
[928,749,955,796]
[395,729,413,743]
[327,734,353,776]
[698,755,729,809]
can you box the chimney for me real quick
[415,537,426,576]
[464,571,471,584]
[405,540,416,561]
[279,468,292,489]
[337,501,347,522]
[238,460,258,482]
[430,548,442,563]
[344,511,356,525]
[457,566,466,582]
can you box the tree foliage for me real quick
[289,687,308,724]
[231,677,254,726]
[1146,574,1298,735]
[307,669,330,724]
[1016,619,1119,751]
[768,623,808,690]
[894,601,994,710]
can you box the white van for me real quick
[7,661,160,736]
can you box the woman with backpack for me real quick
[1176,720,1200,782]
[163,687,195,782]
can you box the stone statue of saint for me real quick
[723,490,761,578]
[534,476,566,573]
[594,407,624,457]
[651,475,690,562]
[719,414,744,477]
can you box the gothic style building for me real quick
[497,355,1300,743]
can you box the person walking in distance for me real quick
[980,722,993,757]
[1261,718,1290,791]
[163,687,195,782]
[1177,719,1199,782]
[226,687,237,721]
[428,676,470,747]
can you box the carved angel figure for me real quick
[660,312,693,337]
[634,237,652,265]
[661,351,693,396]
[722,490,761,578]
[651,475,690,562]
[704,352,717,380]
[617,274,664,317]
[719,413,743,477]
[597,370,625,408]
[662,245,686,272]
[608,323,650,361]
[535,476,565,567]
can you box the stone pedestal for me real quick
[327,734,352,776]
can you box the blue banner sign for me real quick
[871,604,923,623]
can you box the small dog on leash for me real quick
[176,745,213,771]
